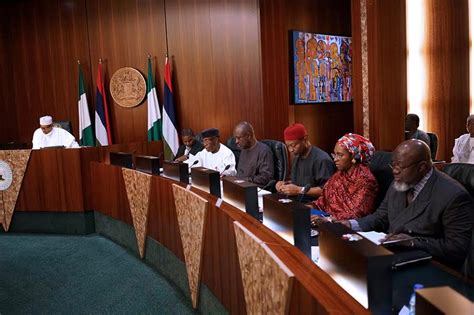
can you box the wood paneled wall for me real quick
[0,4,17,143]
[165,0,264,141]
[0,0,266,145]
[425,0,470,161]
[3,0,90,145]
[351,0,406,152]
[260,0,353,152]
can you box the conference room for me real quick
[0,0,473,314]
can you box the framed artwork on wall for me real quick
[291,30,352,104]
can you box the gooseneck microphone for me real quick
[297,184,310,203]
[220,164,231,176]
[259,180,276,192]
[190,160,199,167]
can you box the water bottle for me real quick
[408,283,424,315]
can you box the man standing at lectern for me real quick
[194,128,236,176]
[32,116,79,149]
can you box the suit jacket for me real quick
[174,140,204,160]
[357,169,474,268]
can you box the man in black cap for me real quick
[194,128,236,176]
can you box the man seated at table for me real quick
[32,116,79,149]
[174,128,204,162]
[452,114,474,163]
[233,121,274,187]
[194,128,236,176]
[405,113,430,146]
[340,139,474,269]
[276,123,335,200]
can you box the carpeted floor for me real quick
[0,233,197,314]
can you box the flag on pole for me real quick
[162,56,179,160]
[77,62,94,146]
[147,57,162,141]
[95,60,112,146]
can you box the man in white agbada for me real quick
[452,114,474,164]
[194,128,236,176]
[32,116,80,149]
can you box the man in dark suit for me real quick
[174,128,204,162]
[342,139,473,269]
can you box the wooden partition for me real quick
[15,141,162,212]
[90,162,368,314]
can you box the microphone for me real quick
[259,180,276,192]
[219,164,231,176]
[297,185,310,203]
[190,160,199,167]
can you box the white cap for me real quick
[39,116,53,125]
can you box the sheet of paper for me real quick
[357,231,387,245]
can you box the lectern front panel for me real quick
[191,167,220,197]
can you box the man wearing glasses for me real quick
[341,139,473,269]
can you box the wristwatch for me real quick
[300,186,305,194]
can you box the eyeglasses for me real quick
[331,153,345,160]
[389,160,423,172]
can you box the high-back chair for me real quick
[442,163,474,279]
[369,151,394,208]
[53,120,73,134]
[442,163,474,197]
[260,139,288,182]
[226,136,241,167]
[426,132,438,161]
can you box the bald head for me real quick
[234,121,256,149]
[391,140,432,191]
[395,139,431,164]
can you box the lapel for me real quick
[392,170,438,228]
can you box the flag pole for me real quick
[164,0,169,55]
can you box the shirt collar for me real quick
[412,167,433,200]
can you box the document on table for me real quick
[357,231,387,245]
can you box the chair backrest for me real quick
[226,136,241,167]
[442,163,474,197]
[53,120,73,134]
[369,151,394,208]
[260,139,288,181]
[426,132,438,160]
[444,163,474,279]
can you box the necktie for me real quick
[406,188,415,205]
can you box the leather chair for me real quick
[53,120,73,134]
[226,136,241,167]
[442,163,474,197]
[369,151,394,208]
[442,163,474,279]
[426,132,438,161]
[260,139,288,182]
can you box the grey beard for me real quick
[393,181,414,192]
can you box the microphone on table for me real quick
[219,164,231,177]
[190,160,199,167]
[297,185,310,203]
[259,180,276,192]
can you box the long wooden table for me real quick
[89,161,368,314]
[12,144,472,313]
[15,142,162,212]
